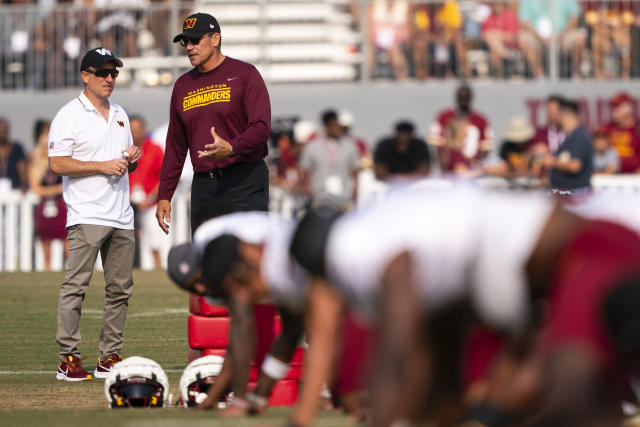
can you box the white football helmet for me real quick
[179,355,225,408]
[104,356,170,408]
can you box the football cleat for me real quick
[94,353,122,379]
[56,355,93,382]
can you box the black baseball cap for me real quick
[80,47,123,72]
[167,243,200,291]
[173,13,221,43]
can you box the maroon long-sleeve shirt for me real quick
[158,57,271,201]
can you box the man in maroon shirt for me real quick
[428,84,494,171]
[601,92,640,174]
[156,13,271,235]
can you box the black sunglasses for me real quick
[85,68,119,78]
[179,33,213,47]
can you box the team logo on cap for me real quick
[94,48,113,56]
[184,18,197,29]
[179,262,190,275]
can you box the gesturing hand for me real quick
[198,127,233,159]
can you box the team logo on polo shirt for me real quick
[184,18,197,29]
[117,121,125,127]
[183,84,231,112]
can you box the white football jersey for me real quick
[193,212,309,312]
[564,190,640,236]
[325,186,554,333]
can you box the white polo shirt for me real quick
[193,212,310,312]
[48,91,134,229]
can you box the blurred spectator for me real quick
[518,0,585,79]
[481,2,519,78]
[0,118,28,192]
[338,109,372,168]
[585,1,634,79]
[528,94,565,155]
[373,120,430,181]
[439,117,473,173]
[94,0,143,57]
[299,109,360,208]
[600,92,640,173]
[272,125,300,192]
[411,1,469,79]
[483,116,535,179]
[28,119,68,271]
[369,0,409,80]
[545,98,593,191]
[419,1,468,78]
[429,83,494,169]
[593,130,620,174]
[128,115,169,270]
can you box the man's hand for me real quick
[198,127,234,159]
[198,394,220,410]
[156,199,171,234]
[103,157,129,177]
[124,145,142,164]
[220,402,249,418]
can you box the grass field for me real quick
[0,270,351,426]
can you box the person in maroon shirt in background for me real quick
[156,13,271,235]
[601,92,640,173]
[428,84,494,172]
[529,94,565,155]
[527,95,566,182]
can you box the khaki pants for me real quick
[57,224,135,361]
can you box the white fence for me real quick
[2,174,640,272]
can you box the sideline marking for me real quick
[82,308,189,318]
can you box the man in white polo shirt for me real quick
[48,47,141,382]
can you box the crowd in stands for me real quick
[366,0,640,80]
[3,1,640,88]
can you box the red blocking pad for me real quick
[268,380,299,406]
[189,294,200,315]
[188,348,202,363]
[189,315,230,349]
[201,348,303,381]
[247,380,299,407]
[199,297,229,316]
[189,294,230,316]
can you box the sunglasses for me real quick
[85,68,119,78]
[179,33,212,47]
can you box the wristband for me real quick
[246,392,268,409]
[229,396,249,409]
[261,354,290,380]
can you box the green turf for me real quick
[0,270,351,426]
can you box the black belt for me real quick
[194,161,258,180]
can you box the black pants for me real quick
[190,160,269,234]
